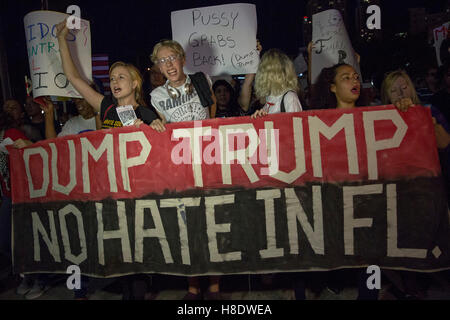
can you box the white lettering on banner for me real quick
[309,113,359,177]
[172,123,212,187]
[81,135,117,193]
[32,210,61,262]
[26,183,431,267]
[96,201,132,265]
[20,110,412,200]
[220,124,260,185]
[285,187,324,255]
[257,189,284,258]
[343,184,382,255]
[363,110,407,180]
[267,118,306,183]
[205,195,242,262]
[58,204,87,265]
[24,147,49,198]
[386,184,427,258]
[119,132,152,192]
[160,197,202,265]
[134,200,173,264]
[50,141,76,195]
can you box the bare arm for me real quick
[238,40,261,112]
[39,97,57,139]
[95,114,102,130]
[238,73,255,112]
[56,20,103,112]
[209,92,217,118]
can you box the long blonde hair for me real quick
[254,49,299,99]
[109,61,146,106]
[380,70,421,105]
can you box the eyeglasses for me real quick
[156,55,179,65]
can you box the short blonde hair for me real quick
[151,40,185,64]
[380,70,421,105]
[110,61,146,106]
[254,49,299,99]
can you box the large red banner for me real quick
[10,105,440,204]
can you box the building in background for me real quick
[409,5,450,43]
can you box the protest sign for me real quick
[24,10,92,98]
[311,9,361,84]
[433,22,450,66]
[171,3,259,76]
[10,106,450,277]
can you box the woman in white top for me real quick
[251,49,303,117]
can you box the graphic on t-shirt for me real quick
[168,102,207,122]
[153,90,209,123]
[116,105,137,126]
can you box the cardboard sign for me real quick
[24,10,92,98]
[433,22,450,66]
[311,9,362,84]
[171,3,259,76]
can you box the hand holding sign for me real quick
[23,11,92,99]
[55,18,69,39]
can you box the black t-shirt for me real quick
[100,96,157,129]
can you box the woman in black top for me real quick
[56,20,158,129]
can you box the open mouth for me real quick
[351,86,360,95]
[113,87,122,94]
[167,69,178,77]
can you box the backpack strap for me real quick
[189,72,216,117]
[102,104,115,122]
[280,90,295,113]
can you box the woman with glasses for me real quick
[149,39,220,300]
[149,39,216,131]
[56,20,158,130]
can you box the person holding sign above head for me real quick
[214,40,262,118]
[56,19,159,300]
[251,48,303,118]
[149,39,216,133]
[55,19,159,130]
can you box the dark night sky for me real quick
[0,0,448,100]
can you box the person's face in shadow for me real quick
[214,85,231,109]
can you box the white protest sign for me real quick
[24,10,92,98]
[433,22,449,66]
[171,3,259,76]
[311,9,361,84]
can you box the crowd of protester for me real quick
[0,15,448,301]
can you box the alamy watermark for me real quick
[366,5,381,30]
